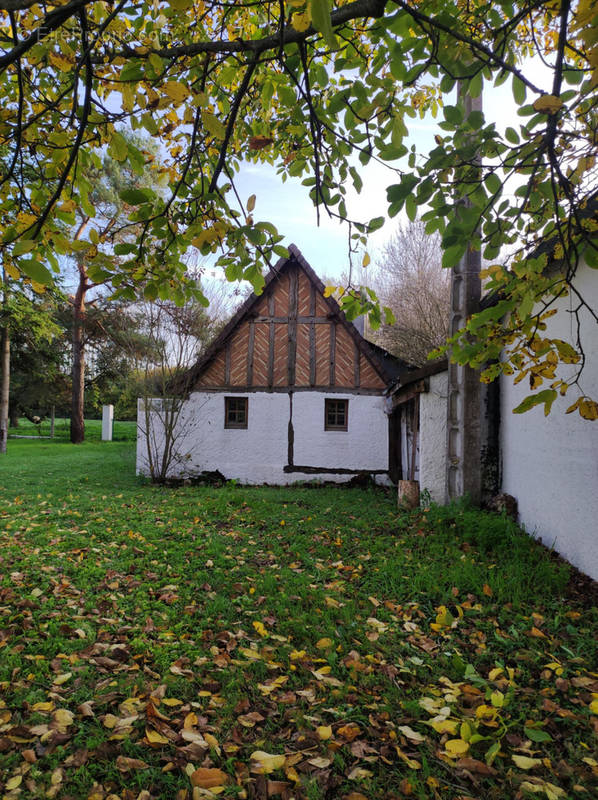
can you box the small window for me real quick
[325,398,348,431]
[225,396,248,429]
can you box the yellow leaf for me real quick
[5,262,20,279]
[239,647,262,660]
[32,701,54,712]
[323,285,336,298]
[589,699,598,714]
[290,649,306,660]
[317,725,333,740]
[520,780,565,800]
[145,727,169,745]
[579,398,598,420]
[490,690,505,708]
[348,766,374,779]
[247,194,256,212]
[532,94,563,114]
[54,708,74,727]
[512,754,542,770]
[292,11,311,31]
[204,732,220,750]
[488,667,504,681]
[250,751,286,774]
[161,698,183,706]
[163,81,191,104]
[316,637,333,649]
[362,252,370,267]
[253,620,268,637]
[445,739,469,757]
[53,672,72,685]
[102,713,118,728]
[6,775,22,790]
[325,595,340,608]
[429,718,460,735]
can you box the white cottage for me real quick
[137,245,407,484]
[390,255,598,581]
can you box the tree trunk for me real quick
[10,408,18,427]
[71,281,86,444]
[0,322,9,455]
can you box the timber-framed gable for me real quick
[186,245,405,395]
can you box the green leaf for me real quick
[12,240,36,256]
[513,389,557,416]
[108,132,128,162]
[512,76,526,105]
[202,111,226,139]
[18,258,53,284]
[309,0,337,49]
[120,188,155,205]
[524,726,552,743]
[505,126,519,144]
[484,173,502,196]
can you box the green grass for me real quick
[8,416,137,442]
[0,438,596,800]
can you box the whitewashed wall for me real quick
[137,391,390,485]
[500,263,598,581]
[418,372,449,503]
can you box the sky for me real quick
[215,58,553,284]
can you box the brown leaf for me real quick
[116,756,150,772]
[337,723,361,742]
[456,757,497,775]
[249,136,274,151]
[190,767,229,788]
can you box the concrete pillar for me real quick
[102,404,114,441]
[445,90,483,504]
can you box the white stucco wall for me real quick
[418,372,449,503]
[137,390,390,485]
[500,263,598,581]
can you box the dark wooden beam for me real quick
[267,294,275,388]
[191,385,386,396]
[284,465,388,475]
[224,342,231,385]
[247,320,255,386]
[329,322,336,387]
[287,392,294,466]
[288,268,298,387]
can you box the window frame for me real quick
[324,398,349,431]
[224,396,248,429]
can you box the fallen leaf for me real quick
[512,755,543,770]
[309,756,332,768]
[456,757,497,775]
[250,751,286,774]
[398,725,425,743]
[317,725,333,740]
[116,756,150,772]
[190,767,229,788]
[445,739,470,757]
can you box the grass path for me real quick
[0,439,597,800]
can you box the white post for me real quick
[102,404,114,441]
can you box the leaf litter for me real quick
[0,444,597,799]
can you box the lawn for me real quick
[0,437,597,800]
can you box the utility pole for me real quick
[445,88,483,503]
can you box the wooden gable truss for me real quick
[186,245,403,395]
